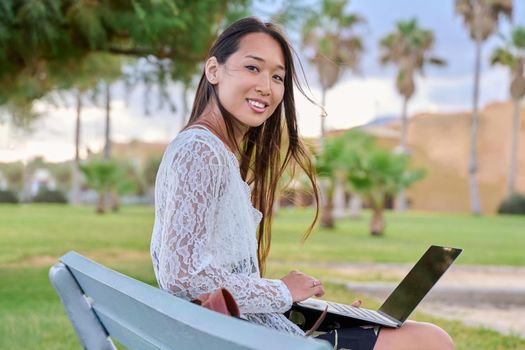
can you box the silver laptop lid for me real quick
[378,245,462,323]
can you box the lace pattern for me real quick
[150,128,303,335]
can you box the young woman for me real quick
[150,17,454,350]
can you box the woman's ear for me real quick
[205,57,220,85]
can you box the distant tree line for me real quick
[300,0,522,221]
[1,0,524,220]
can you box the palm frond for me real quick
[378,18,445,95]
[427,57,447,66]
[490,47,515,67]
[455,0,513,41]
[512,26,525,49]
[301,0,364,86]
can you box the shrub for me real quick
[32,188,68,204]
[498,194,525,215]
[0,190,19,203]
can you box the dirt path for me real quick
[419,302,525,338]
[321,263,525,338]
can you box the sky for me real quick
[1,0,524,163]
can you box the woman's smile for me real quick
[246,98,269,113]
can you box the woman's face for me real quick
[208,32,286,128]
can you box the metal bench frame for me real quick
[49,251,331,350]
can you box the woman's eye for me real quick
[246,65,259,72]
[273,75,284,82]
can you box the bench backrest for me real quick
[49,251,331,350]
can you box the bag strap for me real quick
[305,306,328,336]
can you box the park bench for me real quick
[49,251,331,350]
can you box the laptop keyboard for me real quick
[327,302,395,325]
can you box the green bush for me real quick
[32,188,68,204]
[498,193,525,215]
[0,190,19,203]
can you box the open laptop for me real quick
[294,245,462,328]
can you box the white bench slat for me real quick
[51,251,331,350]
[49,263,117,350]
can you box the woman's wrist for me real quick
[277,278,294,308]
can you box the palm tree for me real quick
[318,130,425,235]
[89,56,124,209]
[72,89,82,204]
[80,159,119,214]
[315,130,373,228]
[315,135,348,228]
[348,147,425,236]
[302,0,364,142]
[379,18,446,211]
[144,155,162,204]
[490,26,525,198]
[302,0,364,227]
[103,81,112,160]
[80,158,135,214]
[455,0,513,215]
[47,53,122,204]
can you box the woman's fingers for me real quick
[281,270,325,302]
[314,285,325,297]
[311,279,322,287]
[351,299,362,307]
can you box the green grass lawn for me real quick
[268,207,525,266]
[0,204,524,350]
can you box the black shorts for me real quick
[314,326,380,350]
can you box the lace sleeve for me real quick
[156,140,292,314]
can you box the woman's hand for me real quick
[281,270,325,303]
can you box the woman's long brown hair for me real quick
[186,17,320,275]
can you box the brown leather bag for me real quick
[191,288,241,317]
[192,288,326,335]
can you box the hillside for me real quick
[385,101,524,214]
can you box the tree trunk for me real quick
[181,82,190,129]
[71,90,82,205]
[399,95,409,153]
[321,180,334,228]
[396,96,409,211]
[103,82,120,212]
[370,206,385,236]
[147,186,155,205]
[110,190,120,212]
[319,88,333,227]
[507,97,521,197]
[320,88,327,142]
[468,3,482,215]
[96,191,106,214]
[349,193,362,219]
[333,176,346,219]
[104,82,111,160]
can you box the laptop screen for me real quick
[378,245,462,322]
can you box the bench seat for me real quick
[49,251,331,350]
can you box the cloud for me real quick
[296,78,398,137]
[3,65,513,162]
[1,81,187,162]
[2,0,523,162]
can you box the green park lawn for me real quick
[0,204,524,349]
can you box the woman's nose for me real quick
[255,74,271,96]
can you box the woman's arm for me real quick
[156,140,293,314]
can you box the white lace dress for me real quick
[150,127,304,335]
